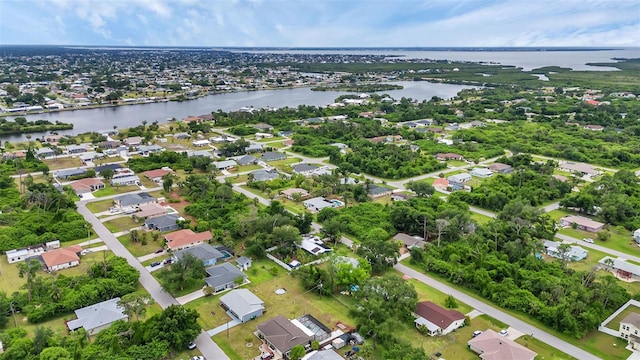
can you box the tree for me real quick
[162,173,174,193]
[271,225,300,257]
[143,305,200,350]
[289,344,306,360]
[39,347,71,360]
[18,259,41,302]
[158,253,206,294]
[118,293,154,321]
[445,295,458,309]
[331,256,370,292]
[101,168,114,181]
[435,218,450,247]
[407,181,435,197]
[130,229,140,243]
[321,218,345,246]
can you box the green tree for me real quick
[118,293,154,321]
[143,305,201,351]
[407,180,435,197]
[158,253,206,294]
[101,168,114,181]
[162,173,174,193]
[17,259,41,302]
[321,218,345,246]
[39,346,71,360]
[445,295,458,309]
[289,344,306,360]
[271,225,300,257]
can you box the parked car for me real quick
[155,249,164,254]
[583,238,594,243]
[163,258,173,265]
[499,329,508,336]
[472,330,483,338]
[188,342,197,350]
[190,357,204,360]
[345,350,355,357]
[150,262,161,267]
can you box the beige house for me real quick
[468,329,536,360]
[620,313,640,350]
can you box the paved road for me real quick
[76,203,230,360]
[395,263,601,360]
[556,233,640,262]
[542,201,561,213]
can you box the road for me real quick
[395,263,601,360]
[76,202,230,360]
[556,233,640,263]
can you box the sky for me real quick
[1,0,639,47]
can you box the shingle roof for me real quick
[256,315,311,354]
[205,262,247,288]
[67,298,128,333]
[468,329,537,360]
[261,151,286,161]
[164,229,211,249]
[41,245,82,268]
[415,301,464,330]
[174,244,223,262]
[622,313,640,329]
[114,192,155,207]
[145,214,180,230]
[292,163,319,173]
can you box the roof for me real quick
[281,188,310,197]
[110,175,140,185]
[414,301,465,330]
[95,163,123,173]
[368,185,392,195]
[253,123,273,130]
[262,151,287,161]
[114,192,155,207]
[220,289,264,319]
[164,229,212,250]
[138,144,164,152]
[468,329,537,360]
[70,178,104,192]
[304,197,335,210]
[237,155,258,165]
[471,167,493,176]
[55,168,87,178]
[302,350,343,360]
[67,297,128,333]
[256,315,311,353]
[292,163,320,173]
[561,215,604,229]
[433,178,449,187]
[134,203,168,218]
[393,233,424,247]
[143,168,172,179]
[543,240,588,259]
[560,162,598,175]
[251,169,280,182]
[145,214,181,230]
[448,173,472,182]
[299,237,332,256]
[205,262,247,288]
[173,244,224,262]
[41,245,82,268]
[622,313,640,329]
[488,163,512,172]
[600,256,640,276]
[213,160,237,169]
[237,256,252,266]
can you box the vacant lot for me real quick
[103,216,140,233]
[43,156,83,170]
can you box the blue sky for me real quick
[1,0,639,47]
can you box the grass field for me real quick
[103,216,140,233]
[43,157,83,170]
[86,199,114,213]
[117,234,163,257]
[471,212,493,225]
[515,335,577,360]
[235,164,262,172]
[93,184,140,197]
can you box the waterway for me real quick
[0,81,474,142]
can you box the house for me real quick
[542,240,588,261]
[391,193,414,202]
[46,240,61,250]
[2,150,27,160]
[433,178,450,191]
[394,233,425,249]
[584,124,604,131]
[298,236,332,256]
[187,149,214,158]
[559,162,599,176]
[470,168,493,178]
[634,229,640,245]
[256,315,313,358]
[132,203,168,220]
[253,123,274,132]
[98,140,121,149]
[237,155,258,166]
[447,173,472,189]
[255,132,274,139]
[142,168,173,183]
[278,130,294,137]
[144,214,181,232]
[173,132,191,139]
[66,298,128,336]
[292,163,321,176]
[192,139,211,147]
[110,175,141,187]
[261,151,287,162]
[205,262,248,292]
[95,163,123,174]
[302,350,343,360]
[487,163,513,174]
[303,197,339,213]
[245,144,264,153]
[368,185,393,198]
[468,329,537,360]
[164,229,212,250]
[330,142,348,150]
[137,144,164,155]
[67,144,88,155]
[220,289,265,323]
[413,301,465,336]
[55,168,87,180]
[436,153,464,161]
[41,245,82,272]
[599,256,640,281]
[212,160,237,170]
[237,256,252,271]
[6,248,29,264]
[560,215,604,232]
[619,313,640,350]
[173,244,224,267]
[124,136,143,147]
[35,147,56,158]
[280,188,310,200]
[70,178,105,195]
[79,152,104,164]
[250,169,280,182]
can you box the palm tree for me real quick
[18,259,42,302]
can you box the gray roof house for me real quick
[36,147,56,158]
[66,297,128,336]
[144,214,181,232]
[292,163,320,175]
[250,169,280,182]
[113,192,155,208]
[261,151,287,162]
[253,123,274,132]
[55,168,87,179]
[205,262,248,292]
[237,155,258,166]
[212,160,237,170]
[237,256,252,271]
[245,144,264,153]
[220,289,265,323]
[137,144,164,155]
[173,244,225,267]
[368,185,393,198]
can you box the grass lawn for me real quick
[515,335,577,360]
[86,198,114,213]
[548,209,572,221]
[103,216,140,233]
[406,277,473,315]
[565,247,610,273]
[42,157,83,170]
[93,185,140,197]
[256,136,285,142]
[372,195,394,205]
[0,257,26,294]
[400,259,631,359]
[139,176,158,189]
[470,212,492,225]
[117,234,164,257]
[228,174,249,184]
[557,226,640,258]
[93,156,124,165]
[266,157,301,167]
[605,305,640,331]
[447,160,468,167]
[236,164,262,172]
[267,141,286,149]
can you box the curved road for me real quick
[76,203,230,360]
[395,263,601,360]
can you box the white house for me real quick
[303,197,338,213]
[413,301,465,336]
[192,139,211,147]
[470,167,493,178]
[620,312,640,350]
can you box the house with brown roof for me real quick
[164,229,212,251]
[487,163,513,174]
[256,315,313,358]
[560,215,604,232]
[620,312,640,350]
[435,153,464,161]
[70,178,105,195]
[132,203,168,220]
[468,329,537,360]
[280,188,310,200]
[142,168,173,183]
[413,301,465,336]
[41,245,82,272]
[433,178,450,191]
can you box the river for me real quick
[0,81,474,142]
